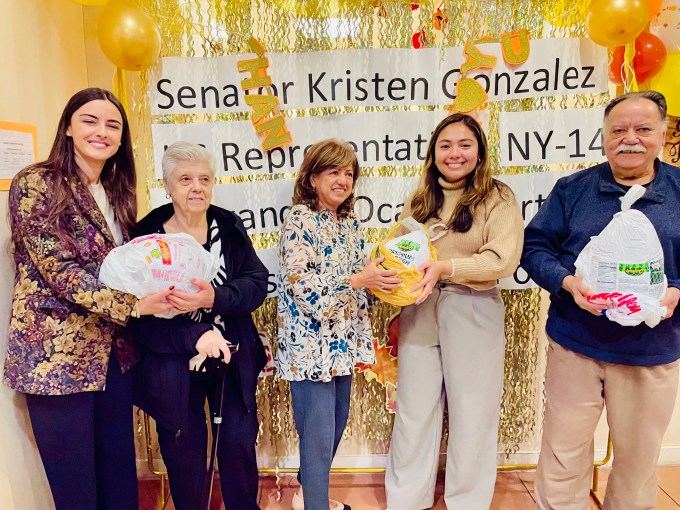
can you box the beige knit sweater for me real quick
[401,177,524,290]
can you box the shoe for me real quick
[292,489,351,510]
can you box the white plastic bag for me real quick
[574,184,667,328]
[99,233,220,318]
[382,217,434,269]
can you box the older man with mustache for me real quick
[521,91,680,510]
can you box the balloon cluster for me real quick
[74,0,161,71]
[584,0,679,115]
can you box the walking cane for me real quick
[199,343,239,510]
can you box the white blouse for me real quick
[88,181,123,246]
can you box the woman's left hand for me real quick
[166,278,215,313]
[411,260,452,305]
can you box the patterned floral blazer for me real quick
[3,166,138,395]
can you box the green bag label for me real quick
[650,259,664,285]
[396,239,420,252]
[618,263,648,276]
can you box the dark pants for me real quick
[25,354,138,510]
[290,375,352,510]
[156,364,260,510]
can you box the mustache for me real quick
[615,144,647,154]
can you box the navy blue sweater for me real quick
[521,160,680,366]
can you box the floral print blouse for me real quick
[275,204,375,382]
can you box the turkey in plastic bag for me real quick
[574,184,667,327]
[99,233,220,318]
[370,216,439,306]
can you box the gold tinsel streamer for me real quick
[664,116,680,165]
[128,0,606,468]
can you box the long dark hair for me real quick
[410,113,506,232]
[292,139,360,219]
[35,88,137,240]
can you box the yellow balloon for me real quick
[650,52,680,117]
[585,0,648,47]
[72,0,108,5]
[97,0,161,71]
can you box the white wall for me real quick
[0,1,90,508]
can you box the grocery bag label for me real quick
[650,260,664,285]
[594,258,665,297]
[618,263,648,277]
[155,240,172,265]
[396,239,420,252]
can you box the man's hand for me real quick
[562,275,608,316]
[660,287,680,320]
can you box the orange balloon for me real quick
[610,32,667,84]
[97,0,161,71]
[586,0,648,47]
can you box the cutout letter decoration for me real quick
[237,36,292,151]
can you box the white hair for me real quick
[161,141,216,181]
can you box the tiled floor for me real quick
[139,466,680,509]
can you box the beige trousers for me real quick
[536,340,679,510]
[385,283,506,510]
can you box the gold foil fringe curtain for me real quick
[127,0,596,461]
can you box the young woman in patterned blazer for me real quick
[5,88,174,510]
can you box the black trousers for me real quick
[156,364,260,510]
[25,354,138,510]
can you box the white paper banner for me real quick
[151,111,444,179]
[150,38,607,114]
[496,169,575,288]
[499,107,607,166]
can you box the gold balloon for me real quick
[650,52,680,117]
[72,0,108,5]
[97,0,161,71]
[585,0,648,47]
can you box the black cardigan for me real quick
[129,204,268,435]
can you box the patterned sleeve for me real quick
[278,207,353,322]
[352,218,367,274]
[9,170,136,325]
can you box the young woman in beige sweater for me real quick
[385,113,524,510]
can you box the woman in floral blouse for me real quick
[4,88,174,510]
[276,139,400,510]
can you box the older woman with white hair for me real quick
[130,141,268,510]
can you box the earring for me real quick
[165,192,171,199]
